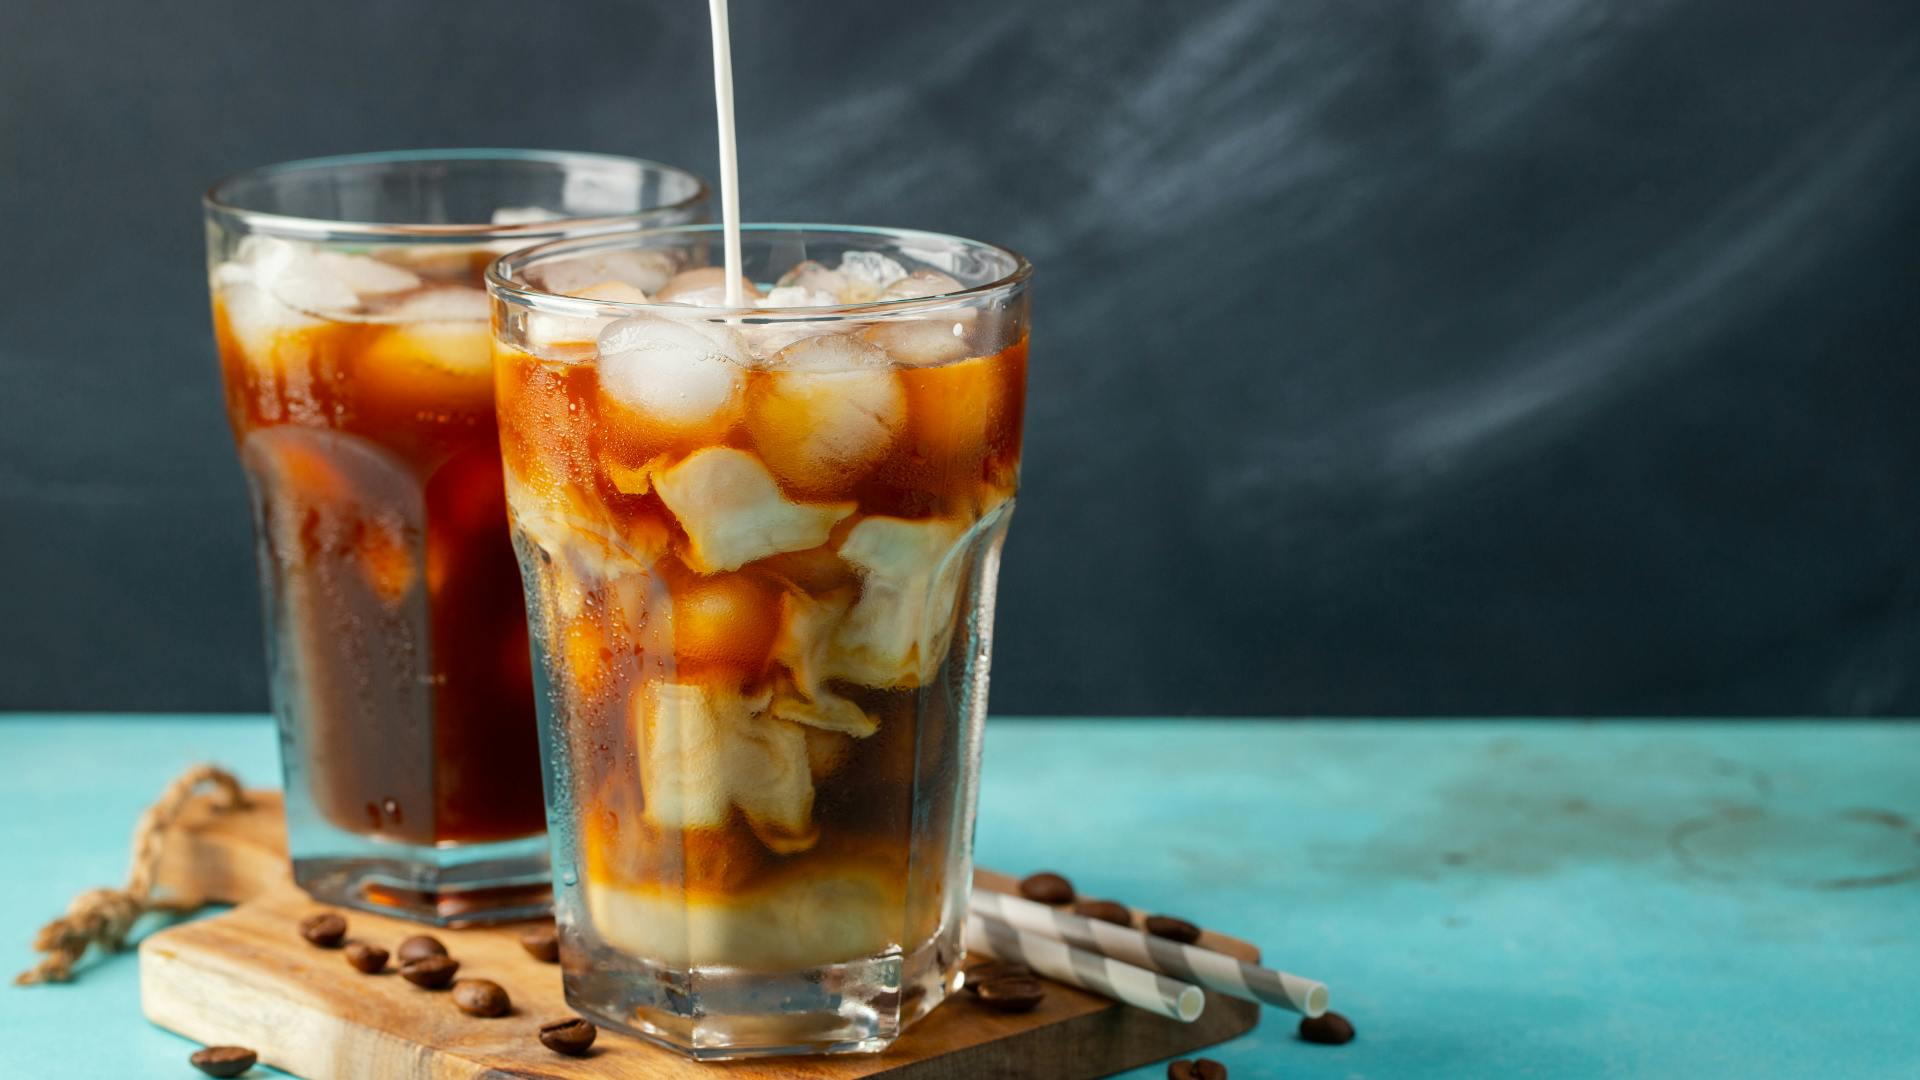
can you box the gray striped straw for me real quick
[969,889,1329,1017]
[964,912,1205,1023]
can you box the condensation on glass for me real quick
[488,224,1031,1055]
[204,150,707,925]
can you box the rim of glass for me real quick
[487,222,1033,321]
[203,148,711,244]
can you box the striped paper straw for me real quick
[969,889,1329,1017]
[965,912,1205,1023]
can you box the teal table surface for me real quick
[2,716,1916,1079]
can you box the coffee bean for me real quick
[973,975,1046,1013]
[1144,915,1202,945]
[1074,898,1134,927]
[518,924,560,963]
[1017,871,1075,905]
[399,955,460,989]
[1167,1059,1228,1080]
[189,1045,257,1078]
[962,959,1032,993]
[537,1016,597,1056]
[395,935,447,964]
[1299,1009,1356,1045]
[453,978,511,1018]
[298,912,347,948]
[344,942,388,974]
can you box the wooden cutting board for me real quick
[138,791,1259,1078]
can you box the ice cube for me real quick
[830,515,970,688]
[634,680,766,830]
[507,475,670,590]
[355,286,494,381]
[632,680,816,852]
[235,236,421,314]
[651,448,856,573]
[572,280,651,303]
[736,286,847,359]
[234,237,356,314]
[776,260,848,297]
[670,571,782,675]
[380,284,489,322]
[214,270,322,367]
[760,284,841,308]
[314,251,421,298]
[241,426,423,607]
[771,586,855,698]
[748,336,906,496]
[523,281,652,353]
[538,249,679,295]
[728,713,819,853]
[835,251,909,302]
[861,319,971,366]
[653,266,763,307]
[363,321,492,381]
[595,315,749,433]
[771,333,893,372]
[879,268,963,302]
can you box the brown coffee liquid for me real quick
[215,259,544,846]
[497,334,1025,919]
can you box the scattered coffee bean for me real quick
[962,959,1032,993]
[395,935,447,964]
[1299,1009,1356,1045]
[1074,898,1134,927]
[344,942,389,974]
[537,1016,598,1056]
[1143,915,1202,945]
[399,955,460,989]
[298,912,347,948]
[518,924,560,963]
[1167,1059,1228,1080]
[974,975,1046,1013]
[1018,871,1075,905]
[453,978,512,1017]
[189,1045,257,1078]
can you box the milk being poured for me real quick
[707,0,745,307]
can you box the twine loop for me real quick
[14,763,248,986]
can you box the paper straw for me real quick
[969,889,1329,1017]
[965,913,1205,1023]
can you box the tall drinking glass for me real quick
[487,225,1030,1056]
[205,150,708,924]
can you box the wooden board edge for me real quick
[139,931,482,1080]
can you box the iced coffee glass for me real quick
[205,150,708,924]
[487,225,1030,1056]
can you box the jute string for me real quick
[14,763,249,986]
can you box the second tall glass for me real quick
[488,225,1031,1056]
[205,150,708,924]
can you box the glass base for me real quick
[563,922,962,1059]
[291,834,552,926]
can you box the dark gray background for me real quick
[4,0,1919,716]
